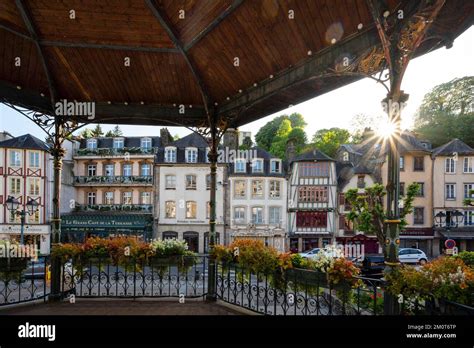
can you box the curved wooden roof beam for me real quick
[145,0,213,118]
[15,0,58,107]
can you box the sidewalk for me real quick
[0,298,244,315]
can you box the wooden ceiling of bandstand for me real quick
[0,0,472,128]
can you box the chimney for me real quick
[160,128,173,146]
[223,128,238,152]
[286,137,296,163]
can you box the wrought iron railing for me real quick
[215,262,384,315]
[0,257,50,306]
[75,204,153,213]
[74,176,153,185]
[74,147,157,157]
[60,256,208,298]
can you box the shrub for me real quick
[455,251,474,268]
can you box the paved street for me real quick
[0,299,242,315]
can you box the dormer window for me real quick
[164,147,176,163]
[186,147,198,163]
[235,159,246,173]
[270,159,281,173]
[141,138,152,149]
[87,139,97,149]
[343,152,349,162]
[252,159,264,173]
[113,138,124,149]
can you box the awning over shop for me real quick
[61,214,152,232]
[439,231,474,240]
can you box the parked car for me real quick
[399,248,428,265]
[298,248,321,259]
[23,257,47,280]
[360,254,385,278]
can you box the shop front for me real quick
[400,228,436,257]
[439,230,474,253]
[61,213,153,242]
[289,234,333,253]
[0,224,50,255]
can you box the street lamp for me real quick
[5,196,39,245]
[451,210,464,227]
[434,211,446,227]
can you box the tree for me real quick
[350,113,384,143]
[91,124,104,138]
[105,125,123,137]
[269,119,292,159]
[79,128,93,139]
[173,134,180,141]
[255,113,307,151]
[239,136,253,150]
[287,127,307,154]
[414,76,474,147]
[345,183,420,258]
[465,189,474,207]
[312,127,351,157]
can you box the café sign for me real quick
[0,225,49,234]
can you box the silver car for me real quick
[399,248,428,265]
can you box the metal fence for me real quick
[0,257,50,306]
[60,256,208,298]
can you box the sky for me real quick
[0,27,472,141]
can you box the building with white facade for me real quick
[154,132,225,253]
[0,134,51,254]
[227,147,287,252]
[432,138,474,252]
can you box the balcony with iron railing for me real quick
[74,147,158,158]
[74,176,153,186]
[74,204,153,213]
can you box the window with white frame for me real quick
[141,164,151,176]
[464,183,474,198]
[164,147,176,163]
[123,164,132,176]
[9,150,21,167]
[445,184,456,200]
[88,165,97,176]
[269,180,281,198]
[141,192,151,205]
[234,159,246,173]
[400,156,405,170]
[252,159,264,173]
[205,148,210,163]
[234,180,246,198]
[233,207,246,224]
[123,192,132,205]
[104,191,114,205]
[464,211,474,226]
[113,138,124,149]
[87,139,97,149]
[185,148,198,163]
[464,157,474,173]
[269,206,281,224]
[29,152,40,168]
[445,158,455,173]
[10,178,21,195]
[186,201,197,219]
[251,207,263,224]
[165,175,176,189]
[251,180,264,198]
[165,201,176,218]
[28,178,40,196]
[104,164,114,176]
[270,159,281,173]
[87,192,96,205]
[141,138,152,149]
[186,175,197,190]
[206,174,211,190]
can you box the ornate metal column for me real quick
[207,113,218,301]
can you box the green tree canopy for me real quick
[414,76,474,147]
[105,125,123,137]
[91,124,104,138]
[269,119,292,159]
[345,183,420,257]
[239,136,253,150]
[78,128,93,139]
[287,127,307,154]
[255,113,306,151]
[311,127,351,157]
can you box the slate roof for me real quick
[0,134,49,151]
[291,149,335,163]
[79,136,161,149]
[432,138,474,156]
